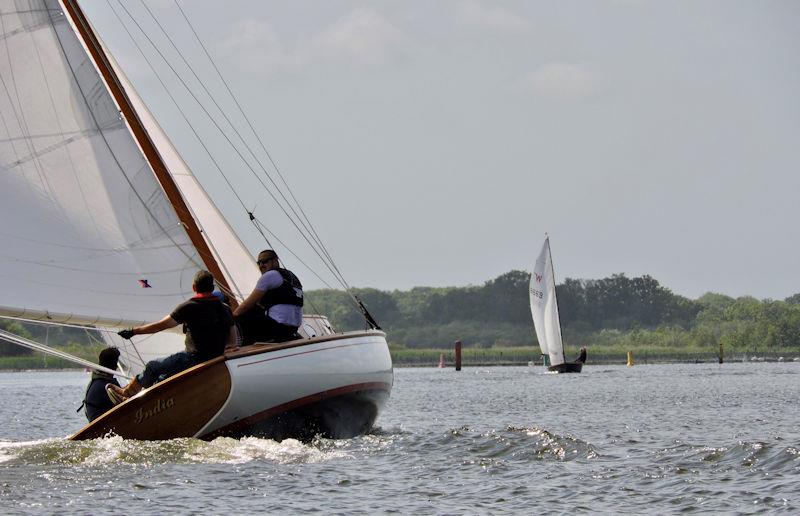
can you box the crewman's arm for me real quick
[132,315,179,335]
[232,288,265,317]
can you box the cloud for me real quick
[517,63,597,101]
[455,2,532,33]
[222,19,304,73]
[223,9,410,75]
[310,9,410,68]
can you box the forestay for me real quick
[529,236,565,367]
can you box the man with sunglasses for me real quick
[233,249,304,345]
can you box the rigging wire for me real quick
[250,216,364,313]
[140,0,319,247]
[110,1,331,267]
[106,0,249,302]
[105,1,380,327]
[141,0,336,271]
[53,2,213,286]
[114,0,354,293]
[171,0,342,274]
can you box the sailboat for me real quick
[529,236,585,373]
[0,0,392,440]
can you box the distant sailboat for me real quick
[529,236,586,373]
[0,0,392,440]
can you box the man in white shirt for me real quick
[233,250,303,345]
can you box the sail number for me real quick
[530,287,544,299]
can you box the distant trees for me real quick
[306,271,800,351]
[307,272,800,352]
[784,293,800,305]
[556,274,699,331]
[0,320,33,357]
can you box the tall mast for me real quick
[60,0,237,307]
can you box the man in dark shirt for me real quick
[80,346,121,421]
[107,270,236,404]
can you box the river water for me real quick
[0,363,798,514]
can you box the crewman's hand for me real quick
[118,329,135,340]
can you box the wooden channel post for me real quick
[455,340,462,371]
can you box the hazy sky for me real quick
[82,1,800,300]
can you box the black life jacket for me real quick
[77,372,120,421]
[259,268,303,309]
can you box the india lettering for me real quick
[135,397,175,424]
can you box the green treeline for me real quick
[307,271,800,354]
[2,271,798,368]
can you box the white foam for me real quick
[185,436,352,464]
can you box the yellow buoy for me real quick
[627,351,634,367]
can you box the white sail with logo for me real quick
[529,236,565,368]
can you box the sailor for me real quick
[79,346,121,421]
[233,250,303,345]
[575,347,587,364]
[107,270,237,404]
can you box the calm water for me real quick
[1,363,798,514]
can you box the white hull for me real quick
[71,331,393,441]
[201,332,393,439]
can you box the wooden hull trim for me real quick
[70,357,231,440]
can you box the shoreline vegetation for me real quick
[2,270,799,370]
[1,347,799,372]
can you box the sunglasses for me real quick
[257,258,275,265]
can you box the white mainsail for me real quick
[0,0,256,373]
[529,236,565,367]
[1,0,202,322]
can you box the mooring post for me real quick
[455,340,462,371]
[719,342,724,364]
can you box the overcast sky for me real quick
[83,1,800,300]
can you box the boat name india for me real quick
[135,398,175,424]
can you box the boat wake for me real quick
[0,435,379,466]
[649,440,800,475]
[438,425,598,464]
